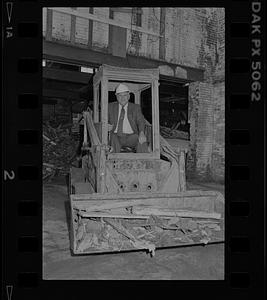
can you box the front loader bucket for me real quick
[69,190,224,256]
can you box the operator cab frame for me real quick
[92,64,160,159]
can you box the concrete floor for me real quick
[43,177,224,280]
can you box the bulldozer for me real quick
[69,65,224,256]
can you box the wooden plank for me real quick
[101,77,108,144]
[93,84,99,123]
[93,68,102,86]
[159,135,181,192]
[103,218,155,255]
[133,207,221,219]
[72,191,222,212]
[73,191,218,208]
[107,152,158,160]
[69,195,78,252]
[102,64,159,82]
[79,212,152,219]
[73,196,215,213]
[98,146,106,193]
[83,111,101,145]
[105,165,122,193]
[152,79,160,158]
[71,190,219,201]
[179,151,186,192]
[78,210,220,220]
[159,8,166,60]
[83,114,88,146]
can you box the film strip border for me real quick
[3,0,42,297]
[2,0,265,298]
[227,0,265,292]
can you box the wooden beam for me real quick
[43,40,204,82]
[159,8,166,60]
[107,152,158,160]
[71,190,219,201]
[152,79,160,158]
[101,77,108,144]
[133,208,221,219]
[93,84,99,123]
[83,111,101,146]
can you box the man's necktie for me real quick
[117,106,125,136]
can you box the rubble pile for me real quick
[160,126,189,140]
[74,212,224,255]
[43,121,79,181]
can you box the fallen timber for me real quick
[71,191,224,215]
[77,211,220,220]
[70,190,224,255]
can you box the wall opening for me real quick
[159,80,190,141]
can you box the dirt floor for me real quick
[43,177,224,280]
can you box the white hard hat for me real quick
[115,83,130,94]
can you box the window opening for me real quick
[159,81,189,141]
[109,8,114,19]
[132,8,142,27]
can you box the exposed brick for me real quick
[52,11,71,41]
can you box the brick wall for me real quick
[211,82,225,182]
[186,8,225,182]
[188,82,214,180]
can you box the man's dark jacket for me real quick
[108,102,145,135]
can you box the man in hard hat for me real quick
[108,83,148,153]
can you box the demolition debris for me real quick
[74,210,224,256]
[43,121,79,181]
[160,126,189,140]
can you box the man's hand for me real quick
[108,124,113,132]
[138,131,147,144]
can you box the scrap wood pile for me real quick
[160,125,189,140]
[74,202,224,256]
[43,121,79,181]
